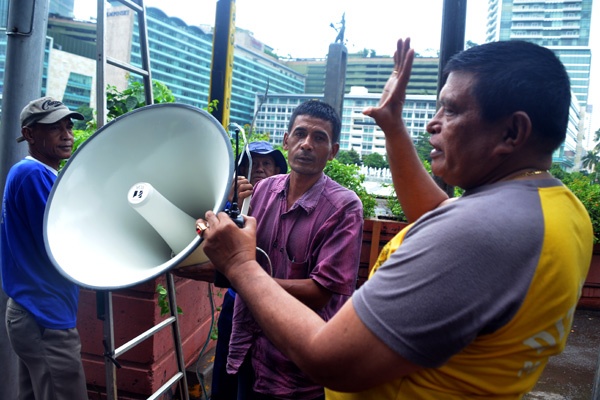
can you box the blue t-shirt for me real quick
[1,157,79,329]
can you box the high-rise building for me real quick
[486,0,593,106]
[0,0,75,100]
[286,55,439,96]
[49,0,76,19]
[0,1,585,169]
[102,6,305,126]
[252,90,437,156]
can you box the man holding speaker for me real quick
[197,39,593,399]
[1,97,88,399]
[179,101,364,400]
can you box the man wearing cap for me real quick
[239,140,288,186]
[1,96,88,399]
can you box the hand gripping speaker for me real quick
[43,103,233,290]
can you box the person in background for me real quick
[1,96,88,400]
[197,38,593,399]
[214,141,288,400]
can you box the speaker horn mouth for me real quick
[43,103,233,290]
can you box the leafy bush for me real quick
[336,149,361,165]
[566,177,600,244]
[106,80,175,120]
[324,158,376,218]
[385,162,600,243]
[385,160,433,221]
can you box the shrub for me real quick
[324,159,376,218]
[566,177,600,244]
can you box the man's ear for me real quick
[21,126,34,143]
[283,132,289,151]
[329,142,340,160]
[495,111,532,155]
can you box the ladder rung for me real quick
[114,0,143,13]
[107,56,150,78]
[146,372,184,400]
[113,316,176,358]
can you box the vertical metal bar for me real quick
[102,291,118,400]
[95,2,185,398]
[209,0,236,127]
[592,345,600,399]
[0,2,51,398]
[96,0,107,128]
[135,0,154,104]
[434,0,467,197]
[167,273,189,400]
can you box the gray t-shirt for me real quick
[353,179,561,368]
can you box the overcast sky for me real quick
[75,0,599,132]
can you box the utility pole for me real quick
[0,1,51,398]
[435,0,467,197]
[209,0,236,128]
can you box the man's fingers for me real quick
[241,214,256,232]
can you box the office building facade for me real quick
[111,6,305,126]
[252,90,437,156]
[286,55,439,96]
[0,1,586,169]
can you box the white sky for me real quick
[75,0,600,133]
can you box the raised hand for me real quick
[363,38,415,134]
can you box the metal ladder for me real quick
[95,1,189,399]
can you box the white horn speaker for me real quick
[43,103,233,290]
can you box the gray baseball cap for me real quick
[17,96,84,142]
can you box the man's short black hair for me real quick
[444,40,571,152]
[287,100,342,144]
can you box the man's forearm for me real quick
[273,278,332,310]
[385,126,448,222]
[172,262,216,282]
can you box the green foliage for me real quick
[383,161,600,244]
[233,124,270,147]
[563,176,600,244]
[336,149,361,165]
[324,159,376,218]
[206,99,219,115]
[581,150,600,171]
[362,152,389,169]
[385,160,433,221]
[105,80,175,120]
[73,105,94,130]
[413,131,433,164]
[156,284,183,316]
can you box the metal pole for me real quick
[209,0,236,127]
[592,345,600,399]
[434,0,467,197]
[96,0,107,128]
[166,273,189,400]
[102,291,118,399]
[0,1,51,398]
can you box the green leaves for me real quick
[156,284,183,317]
[324,158,376,218]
